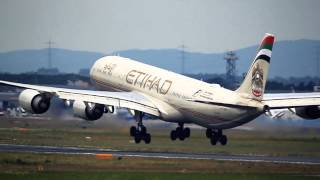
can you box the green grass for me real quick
[1,117,320,177]
[0,127,320,157]
[0,172,319,180]
[1,152,320,174]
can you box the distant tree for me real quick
[206,77,225,86]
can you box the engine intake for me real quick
[295,106,320,119]
[18,89,51,114]
[73,101,104,121]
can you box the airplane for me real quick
[1,33,320,146]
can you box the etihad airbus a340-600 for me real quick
[1,34,320,145]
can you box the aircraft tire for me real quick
[170,130,177,141]
[130,126,136,137]
[141,126,147,134]
[184,128,190,138]
[206,129,212,138]
[144,133,151,144]
[134,134,141,144]
[220,135,227,146]
[178,133,185,141]
[210,134,218,145]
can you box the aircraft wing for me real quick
[263,93,320,109]
[0,80,160,116]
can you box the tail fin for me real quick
[236,33,275,101]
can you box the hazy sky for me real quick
[1,0,320,53]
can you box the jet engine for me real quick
[18,89,51,114]
[295,106,320,119]
[73,101,104,121]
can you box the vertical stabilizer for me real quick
[236,33,275,101]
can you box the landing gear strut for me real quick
[170,123,190,141]
[130,110,151,144]
[206,129,227,146]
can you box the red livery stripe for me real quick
[259,35,275,50]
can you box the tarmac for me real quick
[0,144,319,165]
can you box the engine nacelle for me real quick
[73,101,104,121]
[18,89,51,114]
[295,106,320,119]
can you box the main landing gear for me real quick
[206,129,227,146]
[170,123,191,141]
[130,110,151,144]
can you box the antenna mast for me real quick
[45,40,55,68]
[224,51,238,88]
[317,46,320,86]
[179,44,187,74]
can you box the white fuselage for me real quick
[90,56,264,129]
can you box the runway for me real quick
[0,144,319,165]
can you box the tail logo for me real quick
[251,64,264,97]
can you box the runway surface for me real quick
[0,144,319,165]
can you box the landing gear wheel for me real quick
[210,132,218,145]
[206,129,212,138]
[130,126,136,137]
[184,128,190,138]
[131,110,151,144]
[144,133,151,144]
[141,126,147,134]
[178,133,185,141]
[210,137,218,145]
[170,123,191,141]
[207,129,228,146]
[170,130,177,141]
[220,135,227,146]
[134,135,141,144]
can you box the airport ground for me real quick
[0,115,320,179]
